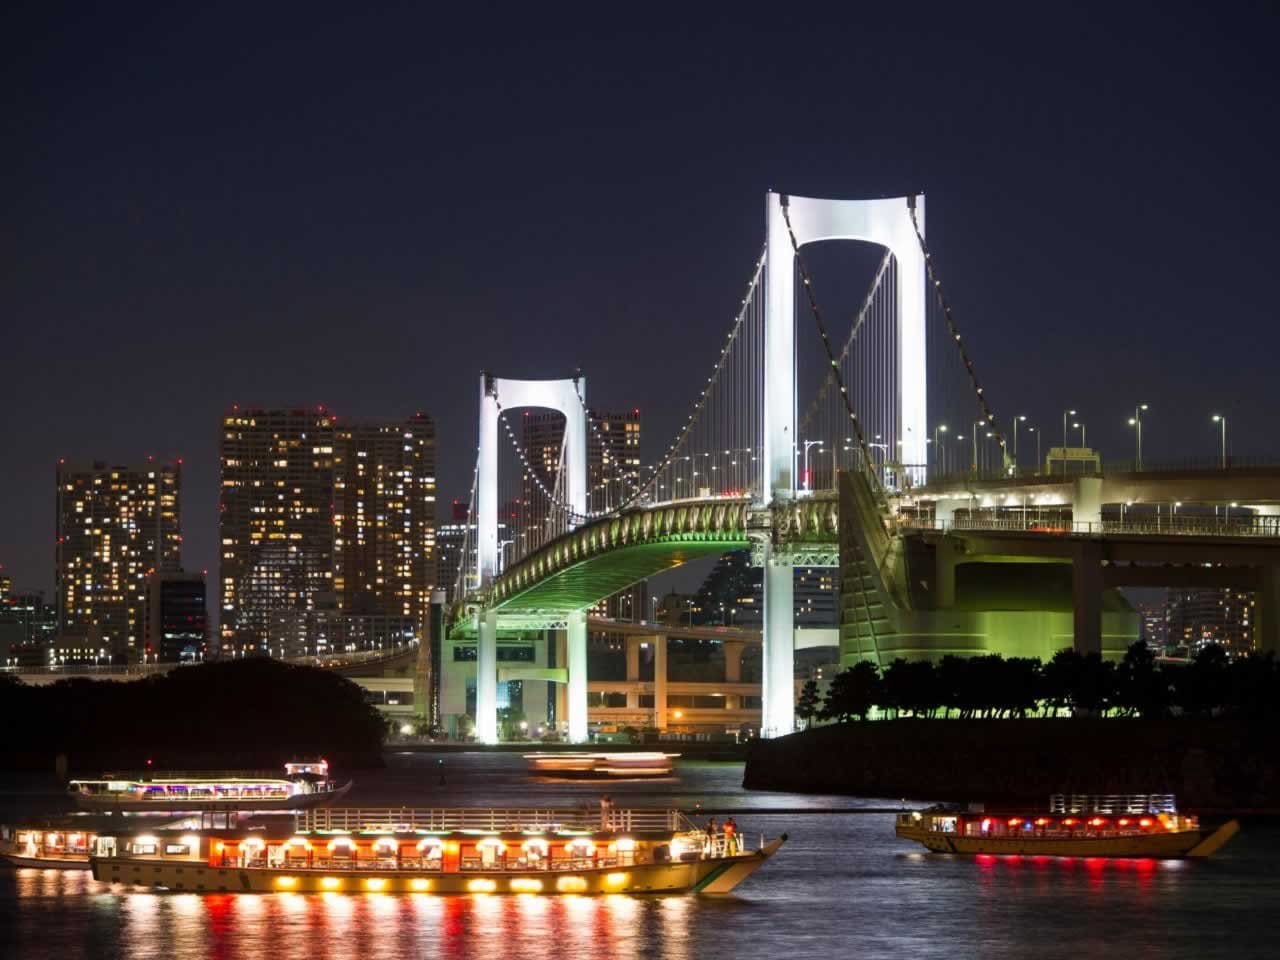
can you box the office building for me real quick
[1165,588,1255,652]
[144,570,207,662]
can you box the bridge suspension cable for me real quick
[906,198,1010,473]
[595,245,769,512]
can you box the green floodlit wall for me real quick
[839,559,1140,667]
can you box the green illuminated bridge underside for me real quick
[492,499,754,613]
[449,496,842,637]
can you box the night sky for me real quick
[4,4,1278,605]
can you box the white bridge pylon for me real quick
[476,374,589,745]
[760,191,927,738]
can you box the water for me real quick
[3,752,1279,959]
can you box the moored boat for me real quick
[68,760,350,811]
[89,805,786,894]
[896,794,1238,859]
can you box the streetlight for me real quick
[955,434,967,472]
[1062,409,1077,448]
[1011,415,1027,473]
[1072,421,1086,448]
[1211,414,1227,469]
[972,421,983,474]
[801,440,824,491]
[933,424,947,478]
[1127,403,1149,470]
[1027,426,1041,475]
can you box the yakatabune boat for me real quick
[896,794,1238,859]
[68,761,350,811]
[89,806,785,894]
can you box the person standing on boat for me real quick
[724,817,738,855]
[705,817,718,855]
[600,794,614,830]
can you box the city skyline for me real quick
[5,6,1279,608]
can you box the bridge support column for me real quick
[1072,476,1103,531]
[1258,565,1280,655]
[934,537,960,609]
[653,634,668,731]
[476,610,498,745]
[723,640,744,683]
[566,610,588,744]
[1071,542,1103,656]
[762,549,795,738]
[625,637,641,709]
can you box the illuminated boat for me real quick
[1,827,98,869]
[524,752,678,778]
[89,806,785,894]
[68,760,350,811]
[896,794,1239,858]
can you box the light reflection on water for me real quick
[3,756,1280,959]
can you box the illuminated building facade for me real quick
[219,408,337,654]
[55,460,181,659]
[1165,588,1255,652]
[144,570,207,662]
[267,608,417,659]
[522,408,642,515]
[0,590,58,667]
[333,415,436,630]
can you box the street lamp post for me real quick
[1061,409,1077,476]
[801,440,823,491]
[1127,403,1149,470]
[1212,414,1227,469]
[1012,415,1027,473]
[1073,421,1086,448]
[933,424,948,479]
[1027,426,1041,475]
[972,421,982,474]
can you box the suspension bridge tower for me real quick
[475,373,589,745]
[759,191,928,737]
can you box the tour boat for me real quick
[895,794,1239,858]
[88,806,785,894]
[524,752,678,778]
[1,827,98,869]
[68,760,350,811]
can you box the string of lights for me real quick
[605,245,768,512]
[905,199,1010,467]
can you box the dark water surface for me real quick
[3,752,1279,959]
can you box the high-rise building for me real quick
[55,460,181,659]
[521,408,642,513]
[436,500,475,603]
[220,407,438,655]
[0,589,57,667]
[1165,588,1255,652]
[692,551,838,627]
[333,415,436,628]
[219,408,338,654]
[144,570,207,662]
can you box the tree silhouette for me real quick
[796,680,821,729]
[821,661,881,722]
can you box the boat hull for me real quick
[90,838,784,895]
[896,820,1239,858]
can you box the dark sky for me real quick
[4,3,1278,601]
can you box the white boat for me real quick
[524,752,678,778]
[68,761,351,811]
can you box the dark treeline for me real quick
[800,643,1280,723]
[0,659,387,771]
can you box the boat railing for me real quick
[1049,794,1177,815]
[295,808,692,834]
